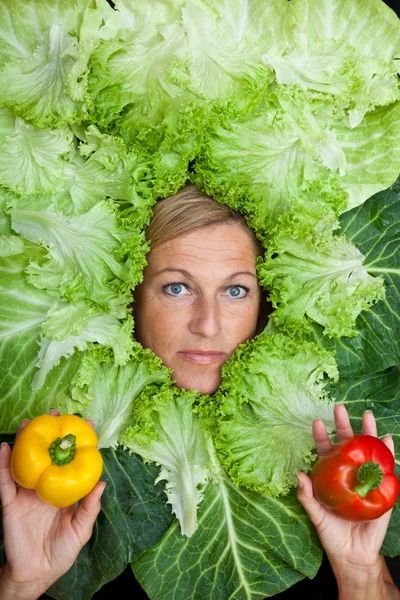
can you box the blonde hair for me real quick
[147,183,262,254]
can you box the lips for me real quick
[177,351,225,365]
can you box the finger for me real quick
[71,482,106,545]
[0,443,17,506]
[381,434,395,456]
[333,404,354,441]
[16,409,60,439]
[48,409,94,430]
[313,419,333,456]
[15,419,30,439]
[296,472,326,530]
[361,410,377,437]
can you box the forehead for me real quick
[146,223,258,273]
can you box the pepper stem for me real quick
[48,434,77,466]
[354,461,384,498]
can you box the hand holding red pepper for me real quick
[297,404,400,600]
[311,431,399,521]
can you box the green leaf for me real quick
[312,176,400,376]
[258,207,385,338]
[211,333,337,496]
[0,235,24,257]
[32,310,135,391]
[194,87,342,232]
[271,0,400,126]
[0,251,82,432]
[87,11,187,130]
[71,348,170,449]
[0,109,74,196]
[0,247,141,428]
[0,0,93,127]
[121,386,212,537]
[289,0,400,68]
[133,479,322,600]
[3,123,156,221]
[333,102,400,210]
[44,447,174,600]
[194,89,400,234]
[180,0,269,104]
[10,201,136,304]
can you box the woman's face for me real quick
[134,223,262,394]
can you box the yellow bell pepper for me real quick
[10,414,103,508]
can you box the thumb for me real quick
[297,472,326,530]
[71,481,106,545]
[0,443,17,507]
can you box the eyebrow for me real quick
[153,268,257,280]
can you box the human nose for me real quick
[188,295,221,338]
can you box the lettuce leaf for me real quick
[10,201,145,304]
[265,0,400,126]
[209,333,337,496]
[0,109,74,196]
[0,0,94,127]
[32,308,135,391]
[0,250,82,432]
[121,385,213,537]
[193,87,400,230]
[258,207,385,338]
[68,346,170,449]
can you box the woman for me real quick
[0,185,398,599]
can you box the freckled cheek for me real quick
[146,302,189,357]
[223,304,259,346]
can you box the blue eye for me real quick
[228,285,249,298]
[163,282,188,296]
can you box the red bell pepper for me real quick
[311,434,400,521]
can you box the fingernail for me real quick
[99,482,106,497]
[1,442,8,449]
[296,473,304,490]
[364,410,373,414]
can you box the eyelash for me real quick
[163,281,187,291]
[162,282,251,296]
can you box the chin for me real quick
[173,370,221,395]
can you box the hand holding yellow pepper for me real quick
[10,414,103,508]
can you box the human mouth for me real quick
[177,351,225,365]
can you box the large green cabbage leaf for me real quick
[312,176,400,376]
[133,482,322,599]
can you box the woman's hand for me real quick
[0,410,106,600]
[297,404,398,600]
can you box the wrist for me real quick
[0,563,50,600]
[330,558,390,600]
